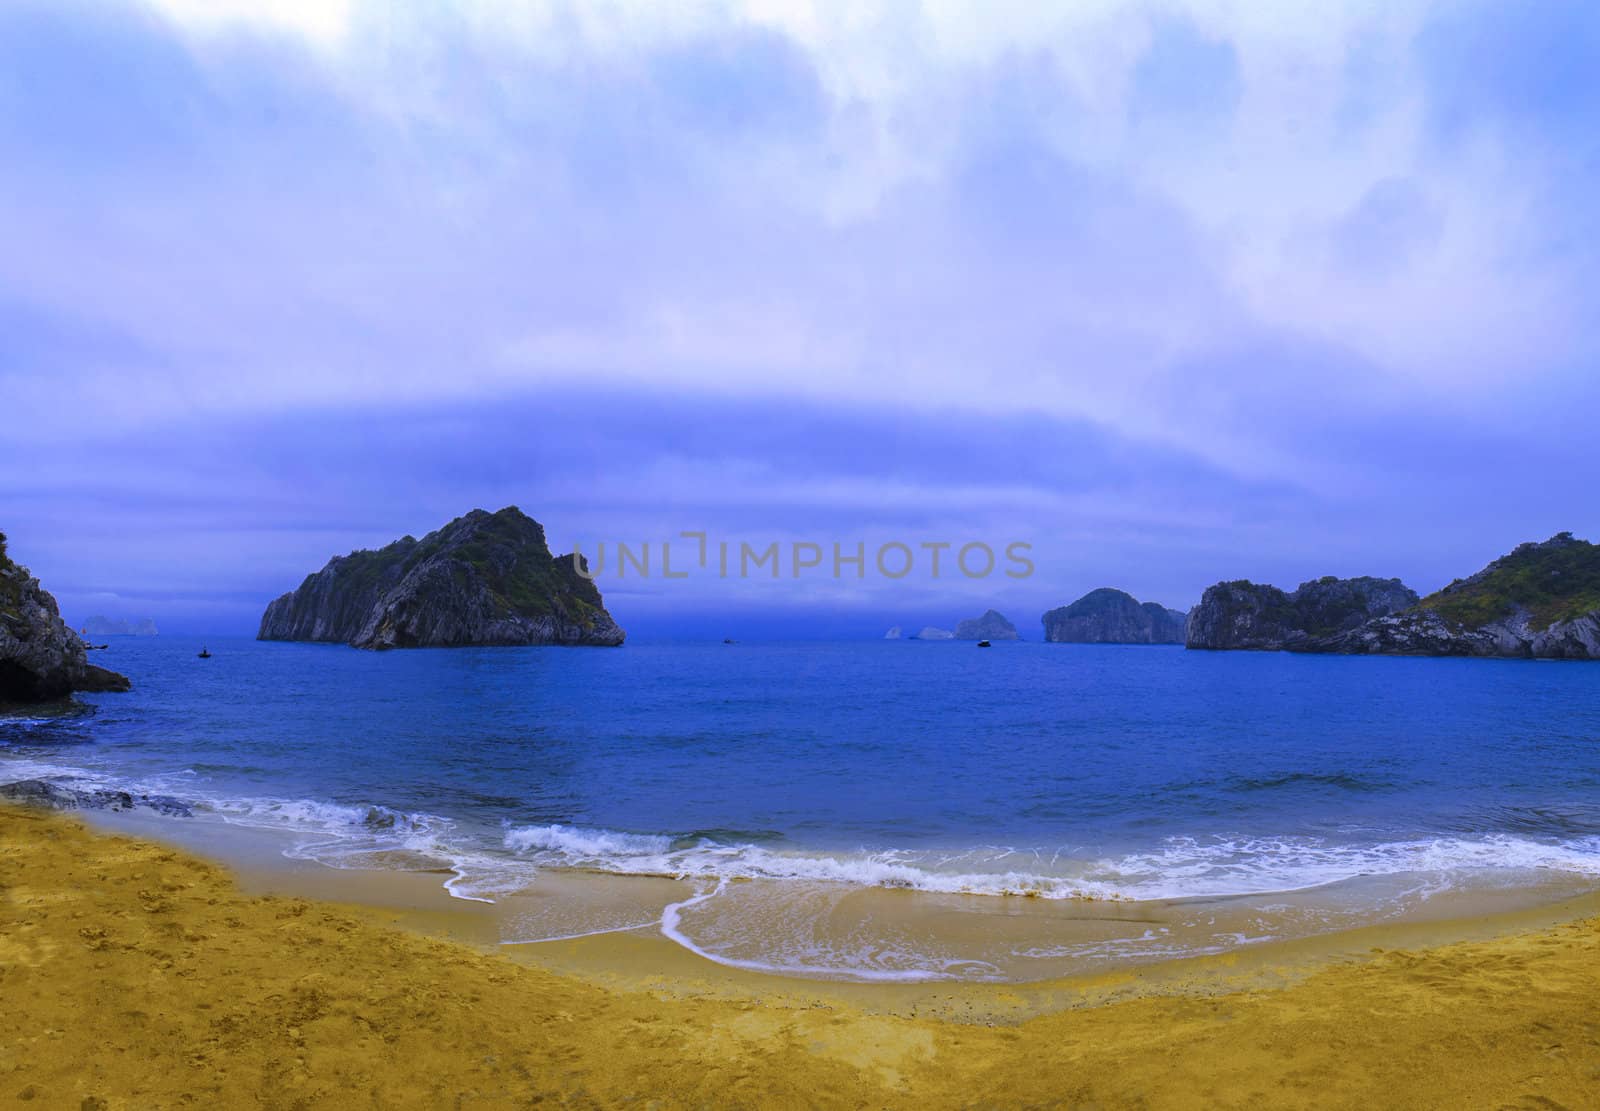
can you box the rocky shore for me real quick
[0,530,130,702]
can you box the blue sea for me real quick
[5,636,1600,980]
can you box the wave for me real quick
[7,755,1600,909]
[201,795,537,903]
[1227,772,1395,794]
[500,823,1600,902]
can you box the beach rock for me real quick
[1186,576,1417,651]
[915,627,955,640]
[953,609,1019,640]
[0,778,192,817]
[258,507,624,649]
[1042,588,1187,644]
[0,531,132,702]
[883,626,902,639]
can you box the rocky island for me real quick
[258,507,625,649]
[1042,588,1187,644]
[1186,534,1600,659]
[954,609,1018,640]
[0,530,131,702]
[1185,576,1417,651]
[82,615,159,636]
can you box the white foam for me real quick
[499,824,1600,902]
[7,752,1600,916]
[656,880,999,982]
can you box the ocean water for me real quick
[5,636,1600,980]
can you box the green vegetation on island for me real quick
[1418,533,1600,631]
[258,507,624,649]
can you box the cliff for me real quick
[1187,535,1600,658]
[953,609,1018,640]
[1186,576,1417,651]
[0,531,131,702]
[257,508,624,649]
[1042,589,1187,644]
[1310,534,1600,659]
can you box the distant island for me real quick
[1187,533,1600,659]
[258,507,624,649]
[1042,588,1186,644]
[954,610,1018,640]
[913,626,955,641]
[0,530,131,701]
[82,615,158,637]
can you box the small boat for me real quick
[197,647,212,659]
[723,638,736,645]
[977,640,992,648]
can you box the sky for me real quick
[2,0,1597,638]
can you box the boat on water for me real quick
[197,647,212,659]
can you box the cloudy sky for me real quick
[2,0,1596,636]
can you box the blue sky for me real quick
[2,0,1597,637]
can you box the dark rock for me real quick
[1308,535,1600,659]
[0,530,131,702]
[1186,577,1417,651]
[0,778,192,817]
[1043,588,1187,644]
[258,507,625,649]
[953,609,1019,640]
[1187,536,1600,658]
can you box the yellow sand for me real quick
[2,806,1597,1109]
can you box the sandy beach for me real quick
[4,804,1598,1109]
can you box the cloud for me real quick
[3,0,1598,630]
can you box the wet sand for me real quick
[74,805,1600,992]
[4,803,1600,1108]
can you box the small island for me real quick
[82,615,159,637]
[1042,588,1187,644]
[954,610,1018,641]
[258,507,624,649]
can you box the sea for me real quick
[4,636,1599,982]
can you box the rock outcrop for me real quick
[883,626,902,639]
[1307,534,1600,659]
[0,778,192,817]
[258,507,625,649]
[1042,589,1187,644]
[1187,535,1600,658]
[1186,576,1417,651]
[915,627,955,640]
[953,609,1018,640]
[0,531,131,702]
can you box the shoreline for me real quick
[72,802,1600,1000]
[5,802,1599,1106]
